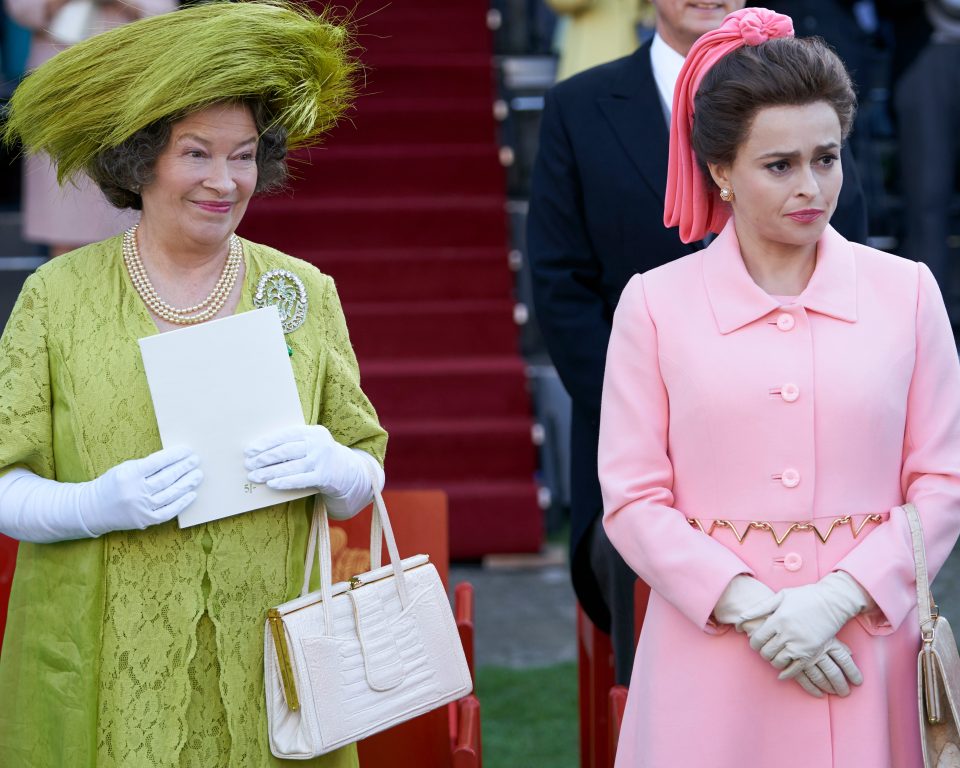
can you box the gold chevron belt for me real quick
[688,514,886,546]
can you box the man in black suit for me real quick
[527,0,868,684]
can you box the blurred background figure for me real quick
[546,0,648,80]
[880,0,960,298]
[752,0,871,86]
[4,0,175,258]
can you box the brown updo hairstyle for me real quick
[87,98,288,211]
[691,36,856,183]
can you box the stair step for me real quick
[354,9,493,56]
[241,196,508,250]
[350,0,490,10]
[327,99,497,145]
[344,299,519,359]
[287,145,504,197]
[383,418,537,483]
[362,55,494,101]
[362,356,530,419]
[387,480,544,558]
[307,248,513,302]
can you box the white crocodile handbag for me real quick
[906,504,960,768]
[264,484,473,759]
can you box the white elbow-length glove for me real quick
[0,446,202,543]
[244,425,384,520]
[715,574,863,698]
[740,571,872,684]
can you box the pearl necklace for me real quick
[122,225,243,325]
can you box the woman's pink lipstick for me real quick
[194,201,232,213]
[786,209,823,223]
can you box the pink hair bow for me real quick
[664,8,794,243]
[736,8,794,45]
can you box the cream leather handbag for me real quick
[264,485,473,759]
[906,504,960,768]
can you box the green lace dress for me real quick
[0,235,387,768]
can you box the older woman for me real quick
[599,8,960,767]
[0,4,385,767]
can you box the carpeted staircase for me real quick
[240,0,543,558]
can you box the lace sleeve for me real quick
[317,276,387,466]
[0,272,54,479]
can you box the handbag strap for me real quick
[300,466,410,635]
[904,503,939,639]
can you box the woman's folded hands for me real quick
[740,571,872,683]
[714,573,866,698]
[244,425,383,520]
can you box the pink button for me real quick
[781,383,800,403]
[776,313,795,331]
[784,552,803,572]
[781,468,801,488]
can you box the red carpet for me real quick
[240,0,543,557]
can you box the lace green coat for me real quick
[0,235,387,768]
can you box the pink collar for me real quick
[702,220,858,334]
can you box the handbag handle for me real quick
[299,466,409,636]
[905,503,939,639]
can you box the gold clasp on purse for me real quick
[267,609,300,711]
[348,575,362,590]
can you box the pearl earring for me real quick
[720,187,734,202]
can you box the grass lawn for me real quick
[477,662,578,768]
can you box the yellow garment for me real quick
[548,0,646,81]
[0,235,386,767]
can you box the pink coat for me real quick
[599,220,960,767]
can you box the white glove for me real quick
[0,446,202,542]
[713,574,774,631]
[738,616,861,697]
[715,575,862,698]
[244,425,384,520]
[741,571,871,676]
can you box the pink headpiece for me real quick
[663,8,794,243]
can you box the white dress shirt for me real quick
[650,33,687,120]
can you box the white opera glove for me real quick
[244,425,384,520]
[741,571,872,676]
[0,446,202,543]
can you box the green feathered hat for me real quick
[3,0,358,183]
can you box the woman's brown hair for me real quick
[691,36,856,180]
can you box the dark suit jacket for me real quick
[527,41,868,630]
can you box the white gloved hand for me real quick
[714,575,861,698]
[244,425,383,520]
[713,574,774,631]
[0,446,202,542]
[740,614,862,697]
[741,571,871,675]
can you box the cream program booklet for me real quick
[139,306,312,528]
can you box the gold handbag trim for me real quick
[268,609,300,712]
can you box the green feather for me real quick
[3,0,359,183]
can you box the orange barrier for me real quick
[578,605,616,768]
[455,581,475,683]
[452,695,482,768]
[333,490,482,768]
[608,686,629,768]
[579,579,651,768]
